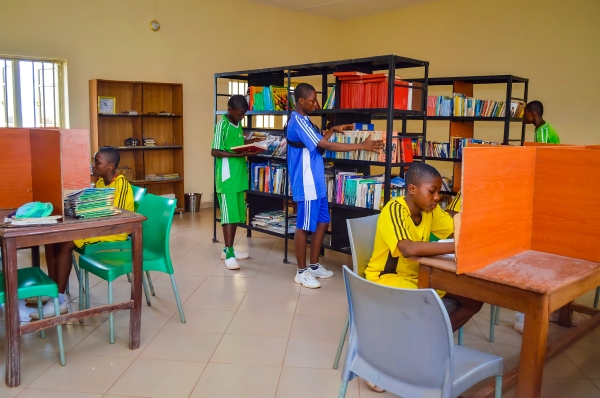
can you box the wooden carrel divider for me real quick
[0,128,90,219]
[456,144,600,273]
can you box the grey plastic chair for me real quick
[339,265,503,398]
[333,215,465,370]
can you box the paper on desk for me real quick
[436,239,455,259]
[4,216,61,225]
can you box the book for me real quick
[270,86,288,111]
[230,141,269,153]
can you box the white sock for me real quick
[58,294,65,305]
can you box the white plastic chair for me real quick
[339,265,503,398]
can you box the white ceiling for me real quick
[246,0,442,20]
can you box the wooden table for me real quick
[417,250,600,398]
[0,211,146,387]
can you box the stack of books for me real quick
[64,188,120,219]
[144,138,156,146]
[251,211,296,234]
[244,132,288,158]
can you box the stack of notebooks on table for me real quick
[251,210,296,234]
[143,138,156,146]
[427,94,526,118]
[145,173,180,181]
[333,71,422,111]
[65,188,120,219]
[250,161,289,195]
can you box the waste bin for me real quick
[185,193,202,213]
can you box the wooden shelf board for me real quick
[130,178,183,185]
[114,146,182,151]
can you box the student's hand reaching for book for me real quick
[331,124,354,134]
[361,134,384,152]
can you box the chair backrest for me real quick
[131,185,147,211]
[136,193,176,273]
[346,215,379,277]
[342,265,454,396]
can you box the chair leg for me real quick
[71,252,81,284]
[494,306,501,326]
[65,280,70,295]
[142,273,152,307]
[458,327,464,345]
[37,297,46,339]
[594,287,600,309]
[338,380,348,398]
[146,271,155,296]
[494,375,502,398]
[108,281,115,344]
[127,273,132,283]
[170,274,186,323]
[53,298,66,366]
[489,305,496,343]
[85,270,90,310]
[333,315,349,369]
[79,267,84,324]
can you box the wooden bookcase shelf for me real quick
[89,79,184,212]
[214,55,429,262]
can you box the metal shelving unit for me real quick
[213,55,429,262]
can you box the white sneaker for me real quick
[294,270,321,288]
[29,301,68,320]
[221,249,249,260]
[308,264,334,279]
[24,296,52,305]
[224,257,241,270]
[513,312,524,334]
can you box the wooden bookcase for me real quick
[89,79,184,212]
[213,55,429,262]
[410,75,529,193]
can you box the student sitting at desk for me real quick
[30,146,134,319]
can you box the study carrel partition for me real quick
[457,145,600,273]
[0,128,90,218]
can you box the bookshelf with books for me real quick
[213,55,429,261]
[408,75,528,193]
[89,79,184,213]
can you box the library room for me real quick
[0,0,599,397]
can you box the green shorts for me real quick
[218,192,246,225]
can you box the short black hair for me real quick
[294,83,316,102]
[525,100,543,116]
[98,146,120,168]
[227,94,249,111]
[405,163,441,186]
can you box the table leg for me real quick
[31,246,40,267]
[418,265,432,289]
[129,223,142,350]
[559,302,573,327]
[515,294,549,398]
[2,239,21,387]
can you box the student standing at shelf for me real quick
[29,146,134,319]
[524,100,561,143]
[211,95,261,270]
[287,83,384,288]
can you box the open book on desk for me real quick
[436,239,455,259]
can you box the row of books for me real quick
[65,188,120,219]
[333,71,422,111]
[328,172,406,210]
[324,131,413,163]
[250,161,290,195]
[412,138,501,159]
[248,86,293,111]
[322,86,336,110]
[251,210,296,234]
[426,94,526,118]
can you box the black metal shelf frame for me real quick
[213,55,429,262]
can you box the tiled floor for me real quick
[2,208,600,397]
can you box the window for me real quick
[228,80,248,127]
[0,57,66,128]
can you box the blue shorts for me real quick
[296,196,330,232]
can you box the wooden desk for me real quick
[0,211,146,387]
[417,251,600,398]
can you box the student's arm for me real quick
[321,124,353,141]
[211,121,257,158]
[211,149,256,158]
[318,133,383,152]
[397,240,454,258]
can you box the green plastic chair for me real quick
[78,193,186,344]
[0,268,65,365]
[69,185,153,308]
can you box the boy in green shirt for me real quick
[524,100,561,143]
[211,95,259,270]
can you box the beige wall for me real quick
[2,0,598,202]
[0,0,341,204]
